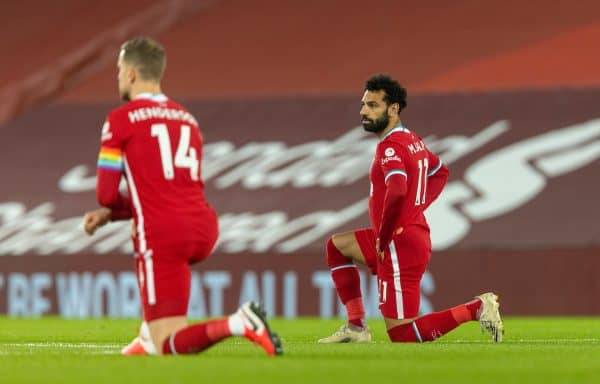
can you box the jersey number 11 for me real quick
[415,158,428,206]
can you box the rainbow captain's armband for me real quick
[97,146,124,171]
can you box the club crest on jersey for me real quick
[384,147,395,157]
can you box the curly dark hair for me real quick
[365,74,407,111]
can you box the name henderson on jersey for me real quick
[127,106,198,126]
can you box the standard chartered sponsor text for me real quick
[2,119,599,255]
[59,123,507,192]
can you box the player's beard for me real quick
[362,113,389,133]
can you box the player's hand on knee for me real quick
[376,228,403,261]
[376,238,384,261]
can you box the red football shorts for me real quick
[135,226,218,321]
[354,226,431,319]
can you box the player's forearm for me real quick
[96,169,130,214]
[378,175,407,249]
[109,196,133,221]
[424,164,449,210]
[97,188,132,220]
[378,200,403,250]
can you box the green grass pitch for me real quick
[0,317,599,383]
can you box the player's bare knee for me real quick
[331,232,355,257]
[384,317,414,330]
[149,316,187,354]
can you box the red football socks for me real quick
[162,318,232,354]
[327,238,365,328]
[387,299,482,342]
[345,298,366,329]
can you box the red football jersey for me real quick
[97,93,216,252]
[369,126,445,243]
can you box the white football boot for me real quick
[476,292,504,343]
[318,324,372,343]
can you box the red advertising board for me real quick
[1,89,598,316]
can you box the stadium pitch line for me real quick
[0,342,121,355]
[441,339,599,344]
[0,338,598,356]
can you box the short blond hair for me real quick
[120,37,166,81]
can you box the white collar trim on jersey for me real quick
[135,93,168,102]
[381,125,410,140]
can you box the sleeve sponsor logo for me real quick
[384,147,395,157]
[381,155,402,165]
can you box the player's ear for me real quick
[388,102,400,116]
[128,67,137,84]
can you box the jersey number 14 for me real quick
[151,123,199,181]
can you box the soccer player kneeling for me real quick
[83,37,282,356]
[319,75,503,344]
